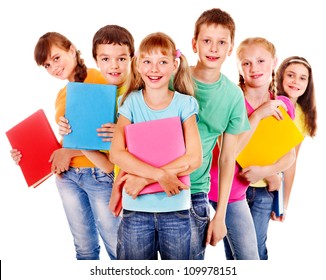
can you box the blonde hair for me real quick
[120,32,194,106]
[236,37,277,98]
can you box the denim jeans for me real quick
[55,167,121,260]
[246,186,274,260]
[210,199,259,260]
[190,192,210,260]
[117,210,191,260]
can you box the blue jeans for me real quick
[55,167,121,260]
[246,186,274,260]
[117,210,191,260]
[210,199,259,260]
[190,192,210,260]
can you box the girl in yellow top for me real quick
[10,32,125,260]
[275,56,317,219]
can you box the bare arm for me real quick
[110,115,202,196]
[283,143,302,209]
[206,132,238,246]
[81,150,114,174]
[240,148,296,190]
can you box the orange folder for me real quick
[6,109,61,188]
[236,107,304,168]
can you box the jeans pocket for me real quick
[92,170,114,184]
[190,202,210,223]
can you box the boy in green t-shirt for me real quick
[189,8,250,260]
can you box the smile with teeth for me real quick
[206,56,218,61]
[289,85,299,91]
[109,72,120,76]
[148,76,162,80]
[251,74,263,79]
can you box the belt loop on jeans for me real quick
[75,167,80,173]
[91,167,95,174]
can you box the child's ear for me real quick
[228,43,234,57]
[191,38,197,53]
[273,56,278,70]
[69,45,77,57]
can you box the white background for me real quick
[1,0,325,279]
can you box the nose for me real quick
[209,41,219,53]
[150,62,158,72]
[110,59,119,69]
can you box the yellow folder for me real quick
[236,107,304,168]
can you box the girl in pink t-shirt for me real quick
[209,37,295,260]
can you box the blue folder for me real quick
[63,82,117,150]
[272,173,284,217]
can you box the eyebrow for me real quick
[286,70,308,77]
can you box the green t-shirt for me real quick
[190,73,251,194]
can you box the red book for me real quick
[124,116,190,195]
[6,109,61,188]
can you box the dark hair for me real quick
[34,32,87,82]
[276,56,317,137]
[194,8,235,44]
[92,25,135,60]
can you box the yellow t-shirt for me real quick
[294,104,308,137]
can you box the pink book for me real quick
[124,116,190,195]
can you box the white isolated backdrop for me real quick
[1,1,325,279]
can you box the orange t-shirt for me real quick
[55,68,108,168]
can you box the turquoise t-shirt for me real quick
[118,89,199,212]
[190,73,251,194]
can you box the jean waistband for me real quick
[68,167,113,175]
[191,192,208,201]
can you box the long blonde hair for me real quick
[236,37,277,99]
[120,32,194,106]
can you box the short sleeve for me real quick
[117,94,133,121]
[226,93,251,134]
[277,96,295,120]
[180,96,199,123]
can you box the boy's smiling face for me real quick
[192,23,233,70]
[95,43,132,87]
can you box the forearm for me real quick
[81,150,114,173]
[110,149,164,182]
[283,162,296,209]
[214,157,235,220]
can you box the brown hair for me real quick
[194,8,235,44]
[92,25,135,60]
[276,56,317,137]
[120,32,194,106]
[34,32,87,82]
[237,37,277,98]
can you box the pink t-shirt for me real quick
[208,94,295,203]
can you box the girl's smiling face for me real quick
[282,63,309,102]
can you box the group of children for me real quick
[10,8,317,260]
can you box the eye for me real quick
[203,39,210,44]
[242,62,250,67]
[219,40,226,45]
[119,57,126,62]
[258,59,265,64]
[53,56,60,62]
[43,63,50,69]
[101,57,109,62]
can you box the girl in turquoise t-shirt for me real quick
[109,32,202,260]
